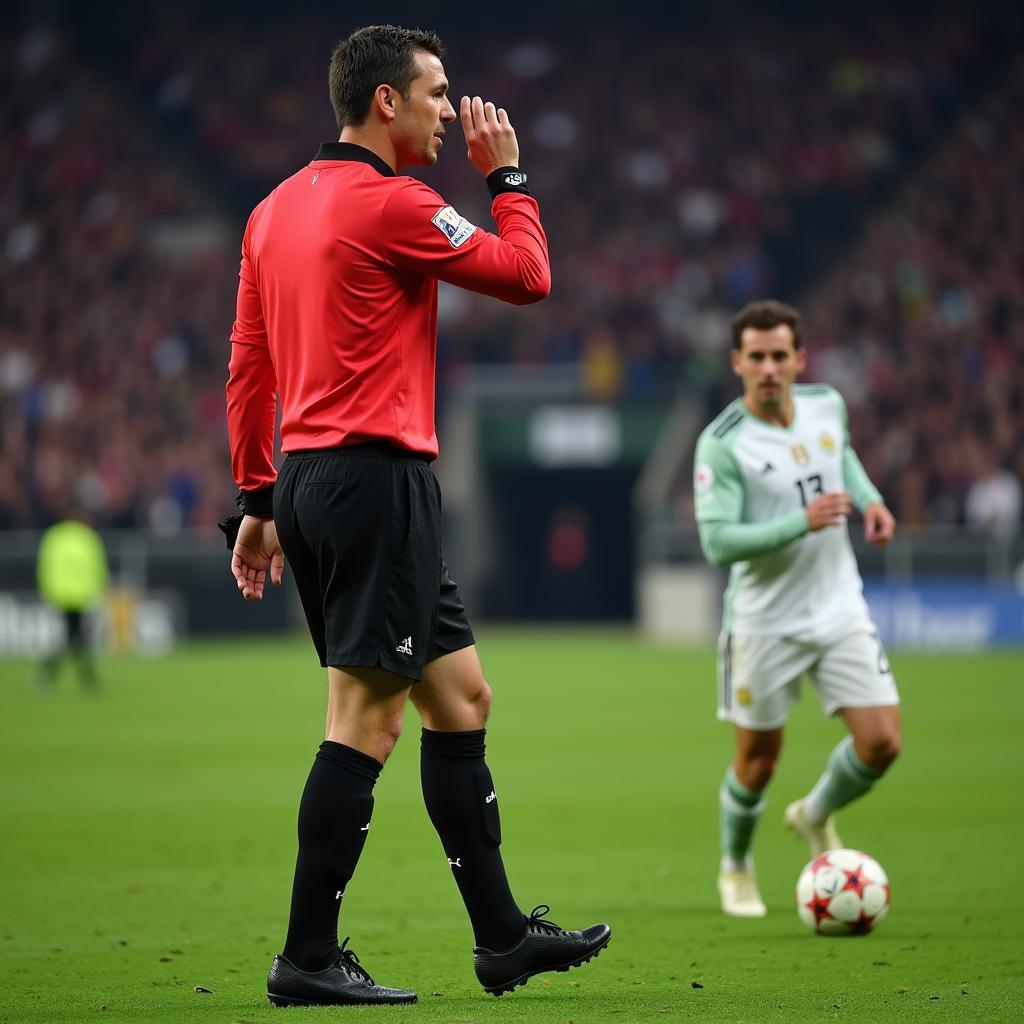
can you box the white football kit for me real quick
[694,385,899,730]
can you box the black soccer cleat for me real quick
[473,904,611,996]
[266,937,417,1007]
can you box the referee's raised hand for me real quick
[231,515,285,602]
[460,95,519,177]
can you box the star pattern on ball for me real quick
[841,861,868,898]
[849,909,876,934]
[805,893,833,926]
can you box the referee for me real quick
[224,25,610,1008]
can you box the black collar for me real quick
[313,142,395,177]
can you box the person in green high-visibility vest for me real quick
[36,518,109,691]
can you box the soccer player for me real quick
[222,25,610,1007]
[693,299,901,918]
[35,515,108,692]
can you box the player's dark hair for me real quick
[731,299,803,350]
[329,25,444,130]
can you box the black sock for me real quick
[73,652,98,688]
[282,741,381,971]
[420,728,525,951]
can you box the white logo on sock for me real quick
[447,857,462,868]
[395,636,413,655]
[485,790,496,804]
[335,890,344,900]
[360,823,370,831]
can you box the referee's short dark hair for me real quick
[329,25,445,130]
[731,299,803,350]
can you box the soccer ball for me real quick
[796,848,890,935]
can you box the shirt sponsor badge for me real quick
[431,205,476,248]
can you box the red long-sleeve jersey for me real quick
[226,143,550,492]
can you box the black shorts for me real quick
[273,443,475,681]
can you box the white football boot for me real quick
[717,859,767,918]
[784,799,842,857]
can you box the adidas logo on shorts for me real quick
[395,636,413,655]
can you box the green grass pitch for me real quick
[1,630,1022,1023]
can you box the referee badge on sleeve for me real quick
[431,205,476,248]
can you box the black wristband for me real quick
[486,166,530,198]
[217,512,244,550]
[239,484,275,518]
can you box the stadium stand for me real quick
[0,16,1019,531]
[126,19,984,384]
[805,55,1024,526]
[1,28,237,529]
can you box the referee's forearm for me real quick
[489,193,550,303]
[226,342,278,495]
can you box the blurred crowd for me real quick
[805,55,1024,534]
[1,29,238,530]
[130,18,977,394]
[0,17,1019,531]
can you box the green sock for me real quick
[805,736,886,824]
[719,768,766,863]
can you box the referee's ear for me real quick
[374,84,397,122]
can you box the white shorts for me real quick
[717,627,899,731]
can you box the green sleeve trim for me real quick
[698,509,809,567]
[843,446,883,512]
[834,389,882,512]
[693,430,744,526]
